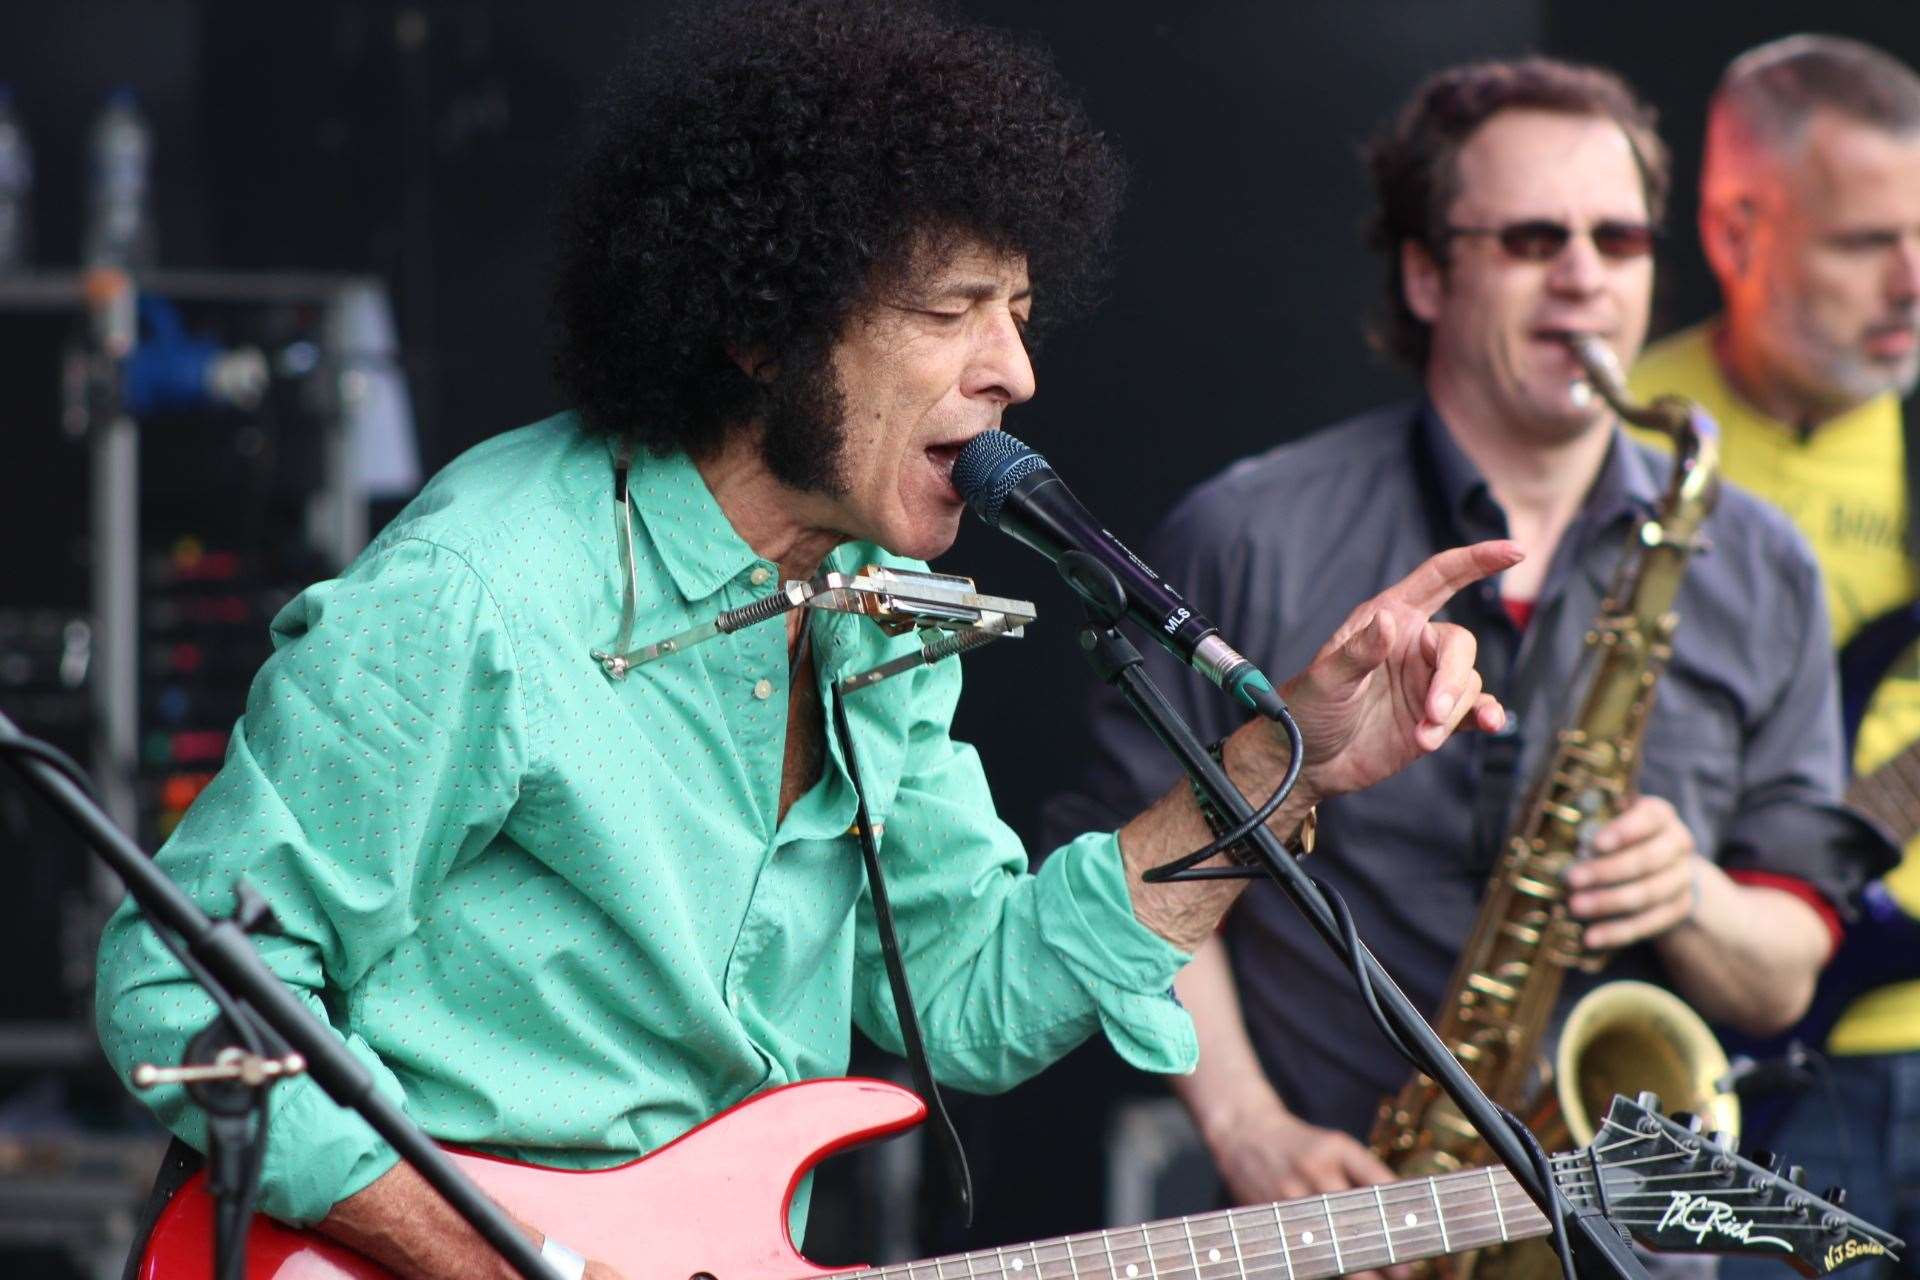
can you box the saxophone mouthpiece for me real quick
[1566,332,1622,381]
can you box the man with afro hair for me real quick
[97,3,1511,1276]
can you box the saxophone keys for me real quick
[1465,973,1519,1003]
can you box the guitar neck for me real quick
[850,1166,1551,1280]
[1847,743,1920,848]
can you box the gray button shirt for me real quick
[1042,400,1894,1140]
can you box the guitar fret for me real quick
[1487,1167,1509,1242]
[1373,1185,1395,1264]
[1140,1224,1160,1280]
[1428,1176,1451,1254]
[1224,1210,1245,1280]
[1180,1217,1201,1280]
[1065,1234,1082,1280]
[1323,1192,1343,1275]
[1271,1203,1294,1279]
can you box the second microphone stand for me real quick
[1058,552,1645,1280]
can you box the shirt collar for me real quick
[1416,397,1662,541]
[627,446,764,603]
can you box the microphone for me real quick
[953,431,1284,718]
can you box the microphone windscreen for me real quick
[952,431,1051,527]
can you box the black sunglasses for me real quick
[1443,219,1660,262]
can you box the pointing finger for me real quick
[1382,541,1524,617]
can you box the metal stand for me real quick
[1058,552,1643,1280]
[0,707,562,1280]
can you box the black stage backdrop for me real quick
[1,0,1917,1266]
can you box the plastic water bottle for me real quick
[83,88,154,270]
[0,85,33,273]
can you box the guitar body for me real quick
[138,1076,927,1279]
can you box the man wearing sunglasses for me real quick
[1630,36,1920,1280]
[1045,57,1888,1259]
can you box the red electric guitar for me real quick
[138,1079,1901,1280]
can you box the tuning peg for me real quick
[1787,1165,1807,1186]
[1747,1148,1783,1171]
[1668,1110,1704,1132]
[1823,1186,1849,1207]
[1635,1090,1663,1111]
[1707,1130,1733,1149]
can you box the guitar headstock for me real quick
[1577,1092,1902,1275]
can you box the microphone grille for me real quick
[952,431,1050,528]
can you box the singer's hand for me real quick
[1278,541,1520,800]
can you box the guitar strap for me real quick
[830,682,975,1228]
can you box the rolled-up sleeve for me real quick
[94,536,530,1224]
[850,656,1195,1090]
[1717,544,1897,914]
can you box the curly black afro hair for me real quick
[550,0,1125,458]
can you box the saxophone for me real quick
[1367,335,1738,1279]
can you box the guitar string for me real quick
[842,1183,1849,1280]
[842,1203,1850,1280]
[841,1188,1547,1280]
[846,1192,1543,1280]
[843,1138,1822,1280]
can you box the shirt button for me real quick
[753,677,775,700]
[749,566,771,586]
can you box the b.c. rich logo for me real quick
[1657,1193,1792,1252]
[1163,607,1191,635]
[1824,1238,1889,1272]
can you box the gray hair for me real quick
[1704,34,1920,197]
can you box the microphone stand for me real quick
[1057,554,1643,1280]
[0,707,563,1280]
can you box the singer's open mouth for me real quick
[926,442,966,489]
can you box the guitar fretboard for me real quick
[839,1166,1551,1280]
[1848,744,1920,847]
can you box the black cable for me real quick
[1142,705,1304,882]
[1499,1103,1579,1280]
[1316,873,1426,1071]
[0,730,98,800]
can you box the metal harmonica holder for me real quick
[132,1047,307,1090]
[593,564,1036,689]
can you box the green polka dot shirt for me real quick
[94,413,1195,1230]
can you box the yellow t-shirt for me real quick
[1631,321,1920,1054]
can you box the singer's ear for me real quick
[1401,239,1444,325]
[726,344,780,383]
